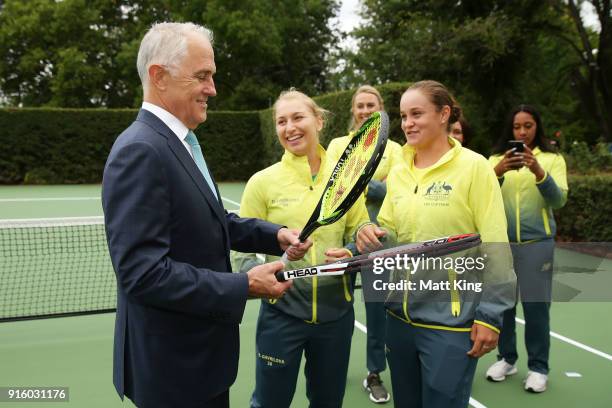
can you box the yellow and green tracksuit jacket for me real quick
[488,148,568,243]
[377,137,516,332]
[234,145,369,323]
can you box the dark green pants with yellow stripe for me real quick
[498,239,554,374]
[385,313,478,408]
[250,302,354,408]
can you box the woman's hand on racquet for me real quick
[277,228,312,261]
[324,247,353,263]
[356,224,387,253]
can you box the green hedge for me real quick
[0,83,411,183]
[195,111,263,181]
[555,174,612,242]
[0,108,134,184]
[0,108,261,183]
[2,90,611,243]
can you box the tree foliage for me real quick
[341,0,610,151]
[548,0,611,142]
[0,0,340,109]
[198,0,341,110]
[0,0,609,145]
[339,1,554,151]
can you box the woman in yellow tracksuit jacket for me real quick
[326,85,401,403]
[357,81,516,408]
[234,89,369,408]
[486,104,568,393]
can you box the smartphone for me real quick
[507,140,525,153]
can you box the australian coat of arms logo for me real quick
[423,181,452,206]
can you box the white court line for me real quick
[515,317,612,361]
[353,319,488,408]
[354,319,367,333]
[469,398,488,408]
[0,197,99,202]
[0,195,242,207]
[221,197,240,207]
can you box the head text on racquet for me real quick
[277,233,481,281]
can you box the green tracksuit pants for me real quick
[385,314,478,408]
[250,302,354,408]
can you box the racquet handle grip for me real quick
[280,251,290,266]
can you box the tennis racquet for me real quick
[279,111,390,265]
[277,233,481,281]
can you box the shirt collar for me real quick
[281,144,327,184]
[402,136,461,173]
[142,101,190,141]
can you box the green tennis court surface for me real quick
[1,184,611,407]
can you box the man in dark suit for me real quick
[102,22,310,408]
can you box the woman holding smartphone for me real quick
[487,104,568,393]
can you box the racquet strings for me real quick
[319,114,382,222]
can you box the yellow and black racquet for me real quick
[278,234,481,281]
[277,111,389,273]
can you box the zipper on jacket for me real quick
[542,208,551,236]
[515,189,521,243]
[402,272,411,322]
[342,275,352,302]
[448,269,461,317]
[310,241,318,324]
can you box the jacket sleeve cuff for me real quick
[340,247,353,258]
[355,222,376,236]
[535,172,565,207]
[473,319,501,334]
[343,241,358,257]
[535,170,549,185]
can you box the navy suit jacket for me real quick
[102,109,283,407]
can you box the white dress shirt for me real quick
[142,101,195,158]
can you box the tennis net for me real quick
[0,217,116,321]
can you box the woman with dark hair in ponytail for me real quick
[357,80,516,408]
[486,105,568,393]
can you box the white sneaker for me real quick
[524,370,548,393]
[486,359,518,382]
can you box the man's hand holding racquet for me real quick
[247,261,292,299]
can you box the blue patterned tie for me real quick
[185,131,218,200]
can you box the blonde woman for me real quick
[235,89,369,408]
